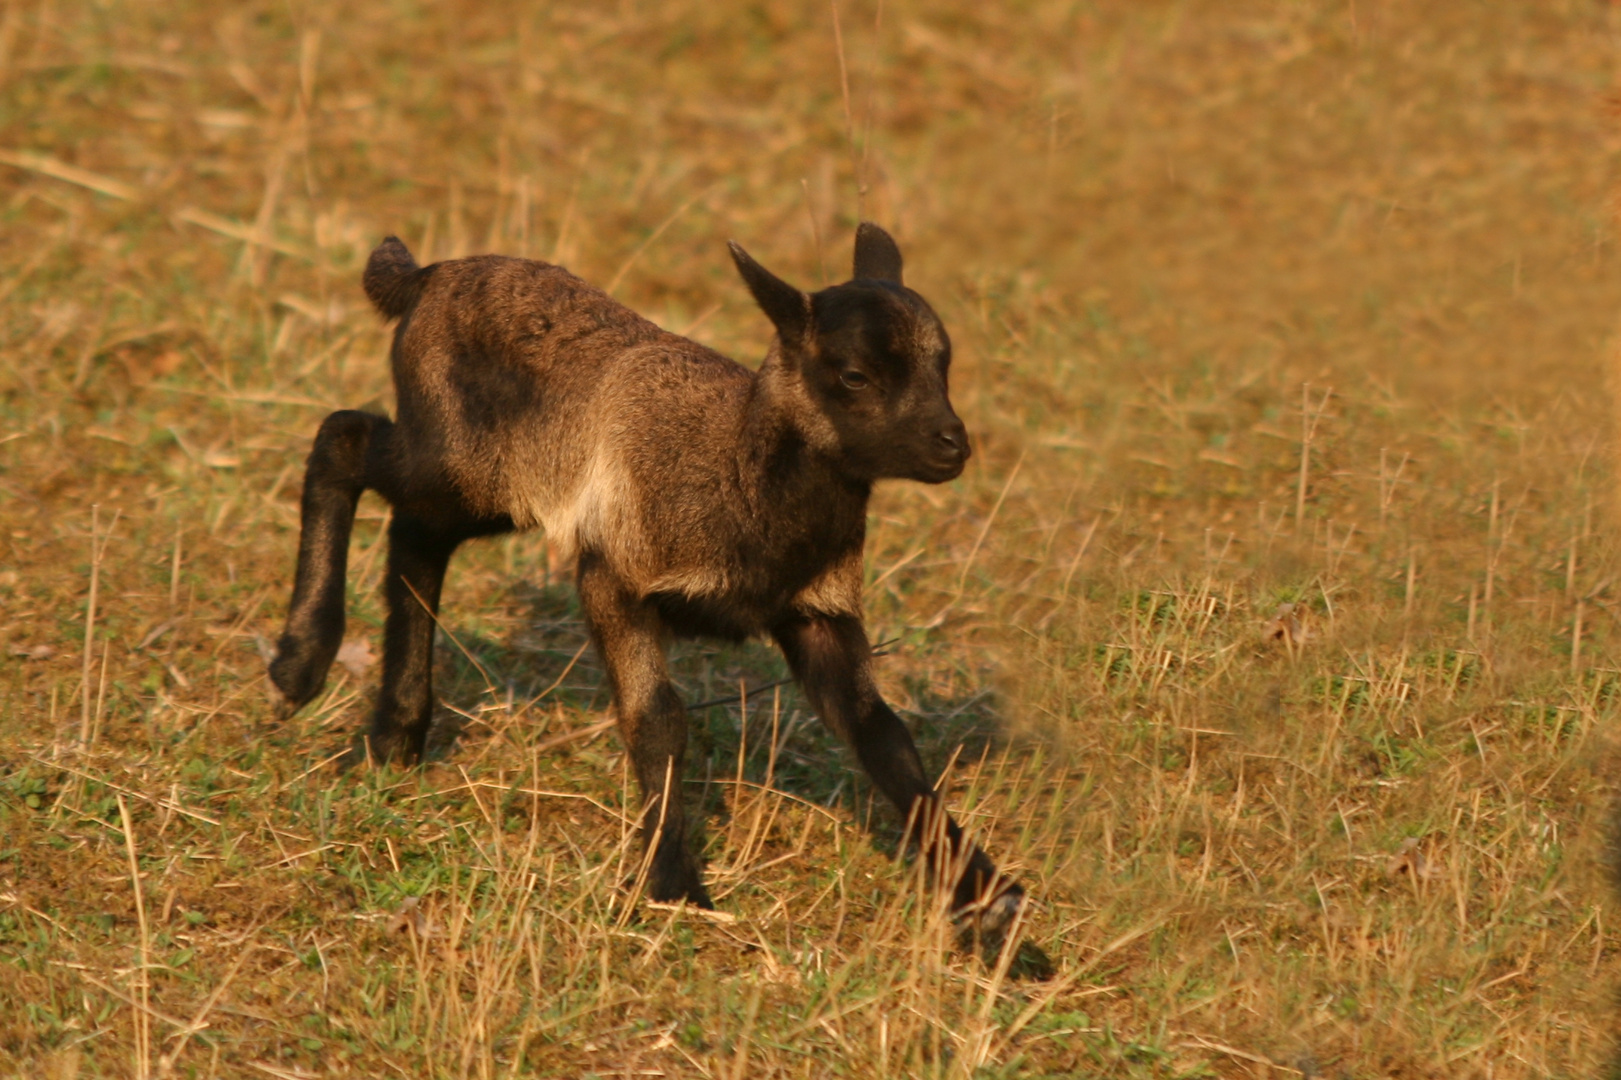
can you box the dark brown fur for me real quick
[269,224,1021,929]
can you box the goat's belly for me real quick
[648,590,780,642]
[643,546,863,639]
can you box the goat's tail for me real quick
[363,236,428,320]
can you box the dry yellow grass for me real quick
[1,1,1618,1076]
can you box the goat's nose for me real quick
[937,420,970,458]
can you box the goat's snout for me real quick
[936,419,970,459]
[909,414,970,482]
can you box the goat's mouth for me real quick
[910,451,969,483]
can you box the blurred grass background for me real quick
[1,1,1619,1076]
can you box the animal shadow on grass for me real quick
[406,581,1052,978]
[420,579,607,758]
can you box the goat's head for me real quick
[729,223,970,484]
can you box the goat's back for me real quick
[379,252,786,592]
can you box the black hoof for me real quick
[953,879,1026,952]
[365,723,428,766]
[642,853,713,909]
[267,639,332,717]
[269,683,301,723]
[641,887,716,911]
[645,876,713,909]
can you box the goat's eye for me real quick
[839,370,870,391]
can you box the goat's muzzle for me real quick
[913,417,971,482]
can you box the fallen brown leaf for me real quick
[1386,837,1440,881]
[1261,602,1312,649]
[337,638,375,678]
[385,895,437,938]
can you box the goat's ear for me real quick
[852,221,904,284]
[729,241,811,344]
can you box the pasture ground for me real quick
[1,1,1619,1076]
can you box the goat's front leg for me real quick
[773,613,1023,932]
[577,553,711,908]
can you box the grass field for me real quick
[2,1,1619,1076]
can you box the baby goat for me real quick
[269,223,1022,927]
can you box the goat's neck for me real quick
[740,357,870,530]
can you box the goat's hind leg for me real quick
[269,410,391,717]
[367,514,459,764]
